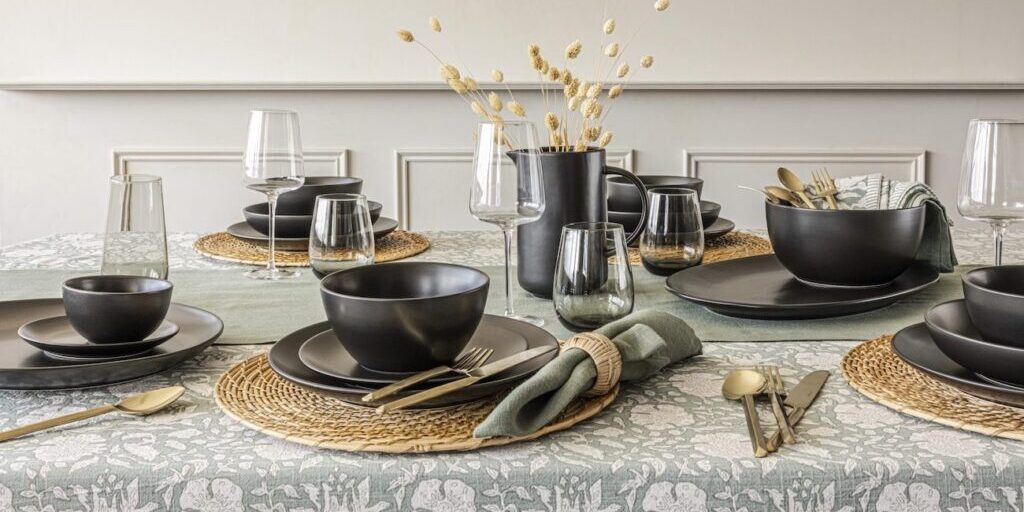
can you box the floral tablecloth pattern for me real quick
[1,230,1023,511]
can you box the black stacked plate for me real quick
[606,175,735,246]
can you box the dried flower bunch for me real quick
[396,0,670,152]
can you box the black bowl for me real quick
[766,201,925,287]
[608,175,703,212]
[963,265,1024,346]
[244,200,382,238]
[608,200,720,233]
[62,276,173,343]
[926,299,1024,385]
[277,177,363,214]
[320,262,490,372]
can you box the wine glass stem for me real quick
[502,226,516,317]
[993,221,1009,266]
[267,194,279,273]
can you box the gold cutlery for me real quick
[376,346,558,413]
[737,185,782,204]
[722,369,769,457]
[0,386,185,443]
[361,347,494,402]
[758,365,796,444]
[765,370,829,451]
[811,169,840,209]
[764,185,801,206]
[777,167,817,209]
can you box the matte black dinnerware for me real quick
[269,317,558,408]
[244,200,383,238]
[891,322,1024,408]
[62,276,173,343]
[703,218,735,242]
[275,176,363,213]
[925,299,1024,385]
[766,201,926,287]
[0,299,222,389]
[607,175,704,211]
[665,254,939,319]
[320,262,489,372]
[18,317,179,358]
[962,265,1024,346]
[227,217,398,252]
[515,148,648,298]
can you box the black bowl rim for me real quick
[608,199,719,217]
[607,175,703,185]
[765,201,927,214]
[963,265,1024,300]
[62,275,173,295]
[294,176,363,187]
[925,299,1024,353]
[245,200,382,218]
[320,262,490,302]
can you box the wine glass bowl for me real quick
[959,119,1024,265]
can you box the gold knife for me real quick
[376,346,557,413]
[766,370,829,452]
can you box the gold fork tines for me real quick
[812,169,840,210]
[759,365,797,446]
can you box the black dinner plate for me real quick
[226,217,400,251]
[704,217,734,242]
[891,322,1024,408]
[925,299,1024,386]
[269,316,558,409]
[298,318,531,386]
[18,316,179,358]
[665,254,938,319]
[0,299,222,389]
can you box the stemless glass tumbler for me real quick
[309,193,375,279]
[101,174,169,279]
[640,187,704,276]
[959,119,1024,265]
[553,222,634,331]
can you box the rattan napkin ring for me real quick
[561,332,622,396]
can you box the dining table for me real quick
[1,228,1023,512]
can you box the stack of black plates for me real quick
[606,175,735,245]
[269,315,559,409]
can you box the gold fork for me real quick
[812,169,840,210]
[758,365,796,445]
[361,347,494,402]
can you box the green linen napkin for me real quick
[473,310,702,438]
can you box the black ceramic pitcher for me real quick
[514,148,648,298]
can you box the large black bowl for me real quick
[62,276,173,343]
[766,201,925,287]
[276,177,363,214]
[320,262,490,372]
[962,265,1024,346]
[608,200,720,233]
[244,200,381,238]
[925,299,1024,386]
[608,175,703,212]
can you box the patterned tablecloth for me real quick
[1,230,1024,511]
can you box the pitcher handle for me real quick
[603,166,648,245]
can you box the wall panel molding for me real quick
[112,148,350,176]
[681,148,927,183]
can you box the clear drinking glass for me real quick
[243,109,305,280]
[553,222,634,331]
[309,193,375,279]
[101,174,169,279]
[469,121,546,326]
[959,119,1024,265]
[640,187,704,276]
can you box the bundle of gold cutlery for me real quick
[722,368,829,457]
[739,167,841,209]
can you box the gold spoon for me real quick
[722,370,770,457]
[776,167,817,209]
[764,186,800,206]
[737,185,781,204]
[0,386,185,443]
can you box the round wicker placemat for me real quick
[626,231,771,266]
[193,231,430,267]
[215,354,619,453]
[842,335,1024,440]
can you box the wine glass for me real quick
[553,222,634,331]
[309,193,375,279]
[959,119,1024,265]
[469,121,546,326]
[243,109,305,280]
[640,187,705,276]
[101,174,168,279]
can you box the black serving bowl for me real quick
[244,200,382,238]
[963,265,1024,346]
[766,201,925,287]
[926,300,1024,385]
[608,200,720,233]
[608,175,704,212]
[320,262,490,372]
[276,176,363,214]
[62,276,173,343]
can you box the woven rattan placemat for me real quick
[215,354,618,453]
[194,231,430,267]
[626,231,772,266]
[842,335,1024,440]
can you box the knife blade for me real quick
[766,370,829,451]
[375,345,557,413]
